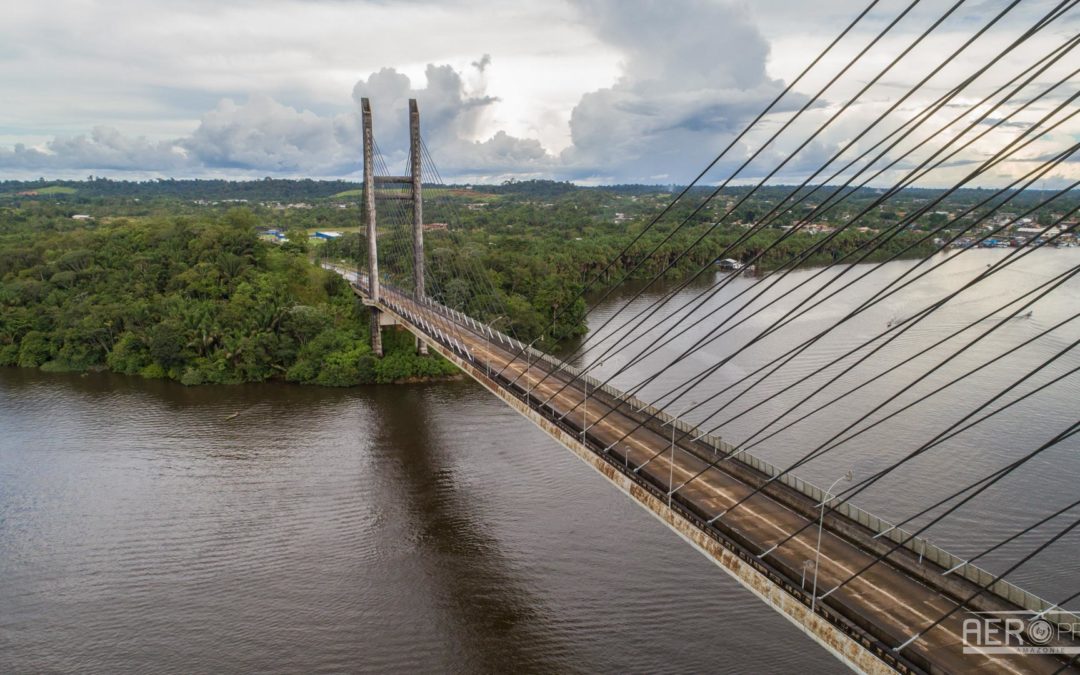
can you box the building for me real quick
[1015,226,1056,238]
[314,231,343,240]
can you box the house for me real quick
[1015,226,1054,238]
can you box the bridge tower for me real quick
[360,98,382,356]
[360,97,428,356]
[408,100,428,355]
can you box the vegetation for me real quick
[2,177,1073,386]
[0,207,457,385]
[320,185,951,341]
[34,186,79,195]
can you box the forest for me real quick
[3,177,1068,386]
[0,207,457,385]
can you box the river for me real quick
[2,248,1077,673]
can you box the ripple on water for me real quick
[7,251,1077,672]
[1,369,844,673]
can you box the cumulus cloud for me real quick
[182,96,359,173]
[0,0,1074,186]
[0,126,186,172]
[560,0,795,181]
[471,54,492,73]
[0,0,805,182]
[351,62,552,178]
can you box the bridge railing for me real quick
[363,279,1076,628]
[493,319,1078,627]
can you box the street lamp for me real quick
[662,400,697,507]
[487,315,508,345]
[581,380,591,442]
[524,336,542,398]
[811,469,853,612]
[580,360,602,441]
[801,559,815,589]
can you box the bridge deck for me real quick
[338,267,1077,674]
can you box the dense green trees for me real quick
[0,208,457,385]
[321,208,938,345]
[4,178,1060,386]
[0,176,356,201]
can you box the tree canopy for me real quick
[0,207,457,385]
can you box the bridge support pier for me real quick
[368,307,382,356]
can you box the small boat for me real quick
[224,412,239,421]
[716,258,744,271]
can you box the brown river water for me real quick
[3,248,1078,673]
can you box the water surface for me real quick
[1,371,839,673]
[4,248,1078,673]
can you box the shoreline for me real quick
[0,363,467,388]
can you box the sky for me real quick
[0,0,1076,186]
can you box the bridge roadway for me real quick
[340,269,1077,674]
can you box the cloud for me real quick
[0,0,802,182]
[182,95,359,173]
[0,0,1074,186]
[0,126,186,172]
[471,54,492,73]
[559,0,795,182]
[351,62,554,179]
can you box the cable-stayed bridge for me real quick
[331,259,1078,674]
[326,2,1080,672]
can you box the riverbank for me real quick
[0,211,459,387]
[1,192,1060,388]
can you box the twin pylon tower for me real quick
[360,97,426,357]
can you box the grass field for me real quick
[2,185,78,198]
[331,187,498,200]
[331,189,362,198]
[305,226,363,235]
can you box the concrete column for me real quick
[361,98,382,357]
[410,98,424,300]
[409,99,428,356]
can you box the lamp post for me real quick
[581,380,588,442]
[801,559,815,589]
[562,361,599,421]
[487,315,508,345]
[812,469,853,612]
[662,401,697,507]
[525,336,542,398]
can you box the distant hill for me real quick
[0,177,1057,205]
[0,178,357,202]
